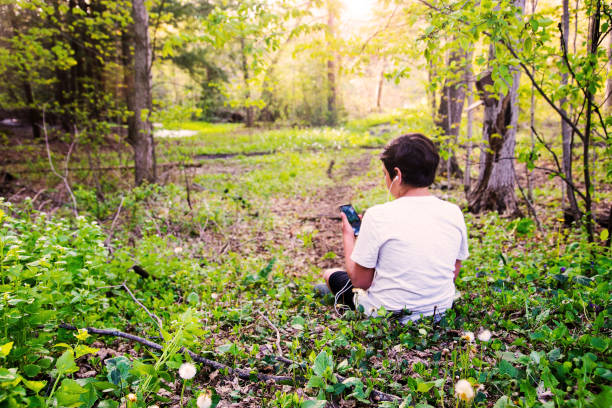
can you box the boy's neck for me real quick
[396,186,430,198]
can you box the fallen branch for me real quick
[257,311,284,357]
[59,323,294,383]
[59,324,402,402]
[132,265,155,280]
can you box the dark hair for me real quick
[380,133,439,187]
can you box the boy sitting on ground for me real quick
[317,133,469,322]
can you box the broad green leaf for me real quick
[416,380,435,393]
[75,345,99,359]
[22,378,46,393]
[301,400,327,408]
[313,350,333,377]
[56,349,77,374]
[56,379,86,407]
[0,342,13,358]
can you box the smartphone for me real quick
[339,204,361,236]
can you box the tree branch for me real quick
[58,323,401,401]
[121,281,165,341]
[42,110,78,217]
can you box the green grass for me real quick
[1,115,611,408]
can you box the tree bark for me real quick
[560,0,580,220]
[606,30,612,112]
[434,48,467,178]
[468,53,523,216]
[326,1,338,126]
[375,60,386,111]
[464,54,474,193]
[126,0,156,185]
[240,37,255,127]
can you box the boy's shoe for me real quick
[313,283,331,296]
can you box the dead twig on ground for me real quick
[58,323,401,401]
[121,281,165,341]
[59,323,295,383]
[257,311,284,357]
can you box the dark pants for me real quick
[328,271,355,310]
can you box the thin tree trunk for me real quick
[376,60,386,111]
[606,33,612,112]
[464,55,474,193]
[581,0,601,242]
[434,48,466,178]
[127,0,156,185]
[240,37,254,127]
[326,3,338,126]
[560,0,580,220]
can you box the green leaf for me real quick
[104,356,132,386]
[97,400,119,408]
[0,341,13,358]
[498,359,519,379]
[493,395,517,408]
[301,400,327,408]
[22,378,46,393]
[23,364,41,377]
[131,360,155,377]
[56,349,77,374]
[416,380,435,393]
[56,379,86,407]
[75,344,99,359]
[187,292,200,304]
[313,350,333,377]
[306,375,326,389]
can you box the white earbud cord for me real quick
[387,177,397,202]
[334,279,353,316]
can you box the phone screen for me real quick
[339,204,361,236]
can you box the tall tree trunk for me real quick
[606,31,612,112]
[434,48,467,179]
[468,49,523,215]
[240,37,254,127]
[581,0,601,242]
[560,0,580,220]
[464,54,474,193]
[326,2,338,126]
[375,60,386,111]
[127,0,156,185]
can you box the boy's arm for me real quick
[454,260,462,281]
[342,213,375,289]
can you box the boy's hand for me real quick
[340,213,362,240]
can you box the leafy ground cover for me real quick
[1,120,611,408]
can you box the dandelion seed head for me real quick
[461,331,475,342]
[179,362,197,380]
[455,379,475,402]
[478,329,492,342]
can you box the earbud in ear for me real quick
[394,175,398,180]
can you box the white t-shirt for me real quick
[351,195,469,321]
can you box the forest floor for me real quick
[0,116,611,407]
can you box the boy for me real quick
[320,133,469,322]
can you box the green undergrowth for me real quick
[1,123,611,408]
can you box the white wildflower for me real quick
[127,393,137,402]
[174,246,183,254]
[197,391,212,408]
[210,293,218,299]
[478,329,492,342]
[148,406,160,408]
[461,331,475,342]
[178,362,197,380]
[454,379,475,402]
